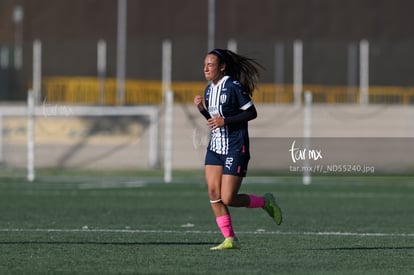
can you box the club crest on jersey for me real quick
[220,94,227,104]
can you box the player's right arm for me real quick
[194,95,211,120]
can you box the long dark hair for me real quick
[209,49,262,95]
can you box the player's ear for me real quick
[220,63,226,73]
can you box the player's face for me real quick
[204,54,225,84]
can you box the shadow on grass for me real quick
[0,241,216,246]
[308,246,414,251]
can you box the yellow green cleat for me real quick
[263,193,283,225]
[210,237,240,250]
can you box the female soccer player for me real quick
[194,49,282,250]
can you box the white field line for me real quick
[78,181,147,189]
[1,228,413,237]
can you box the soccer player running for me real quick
[194,49,282,250]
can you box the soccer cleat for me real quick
[263,193,283,225]
[210,237,240,250]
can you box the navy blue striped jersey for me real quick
[204,76,254,155]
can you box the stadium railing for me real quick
[42,77,414,105]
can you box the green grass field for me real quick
[0,171,413,274]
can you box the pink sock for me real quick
[216,215,235,238]
[247,194,265,208]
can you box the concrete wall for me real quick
[2,104,414,173]
[169,104,414,173]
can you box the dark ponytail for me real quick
[209,49,262,95]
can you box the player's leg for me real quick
[220,174,248,206]
[219,153,251,207]
[220,174,282,225]
[205,165,239,250]
[220,154,283,225]
[220,154,264,208]
[205,164,228,217]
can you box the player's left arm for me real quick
[208,104,256,129]
[207,84,257,129]
[224,82,257,125]
[224,104,257,125]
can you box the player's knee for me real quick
[208,190,220,202]
[221,194,234,206]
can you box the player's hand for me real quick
[207,115,225,130]
[193,95,204,111]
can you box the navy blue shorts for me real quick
[204,150,250,177]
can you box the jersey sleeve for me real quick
[232,80,253,110]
